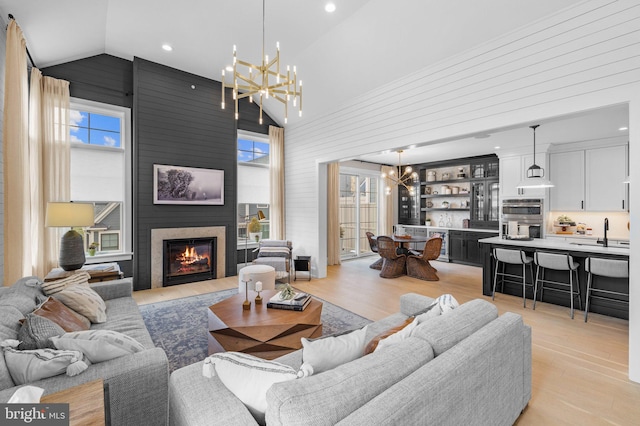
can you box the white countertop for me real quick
[403,225,499,233]
[478,236,630,256]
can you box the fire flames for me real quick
[175,245,210,273]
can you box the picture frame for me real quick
[153,164,224,205]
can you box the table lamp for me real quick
[46,202,94,271]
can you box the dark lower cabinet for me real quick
[449,231,498,266]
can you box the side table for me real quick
[45,263,123,283]
[294,256,311,281]
[41,379,107,425]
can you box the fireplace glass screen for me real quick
[163,237,216,286]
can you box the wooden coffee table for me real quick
[208,290,322,359]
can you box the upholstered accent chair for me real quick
[406,237,443,281]
[377,236,406,278]
[365,231,383,270]
[253,240,292,283]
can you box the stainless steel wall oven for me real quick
[501,199,544,238]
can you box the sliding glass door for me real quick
[339,173,379,260]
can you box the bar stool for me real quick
[584,257,629,322]
[492,248,534,307]
[533,252,582,319]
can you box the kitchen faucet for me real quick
[597,217,609,247]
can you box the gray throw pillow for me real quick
[17,313,66,350]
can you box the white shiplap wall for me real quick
[284,0,640,381]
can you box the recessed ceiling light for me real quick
[325,3,336,13]
[225,65,233,72]
[162,44,173,52]
[494,146,501,150]
[619,126,628,131]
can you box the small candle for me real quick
[255,281,263,292]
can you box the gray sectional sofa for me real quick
[169,293,532,426]
[0,276,169,426]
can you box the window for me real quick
[237,131,270,247]
[69,98,132,261]
[238,139,270,164]
[99,232,120,251]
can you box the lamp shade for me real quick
[46,202,94,227]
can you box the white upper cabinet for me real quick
[585,145,627,211]
[549,150,585,211]
[549,144,628,212]
[500,154,547,198]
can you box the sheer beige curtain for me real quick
[269,126,285,239]
[3,20,30,284]
[327,162,341,265]
[3,19,71,283]
[380,165,395,235]
[29,70,71,278]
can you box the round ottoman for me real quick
[238,264,276,292]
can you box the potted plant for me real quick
[248,217,262,242]
[88,242,99,256]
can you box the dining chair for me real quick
[406,237,442,281]
[365,231,383,270]
[377,236,406,278]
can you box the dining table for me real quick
[376,234,429,255]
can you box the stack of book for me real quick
[267,292,312,311]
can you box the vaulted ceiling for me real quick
[1,0,583,123]
[2,0,626,163]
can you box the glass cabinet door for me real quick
[471,181,485,221]
[486,180,500,222]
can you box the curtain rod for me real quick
[8,14,37,68]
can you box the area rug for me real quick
[140,288,371,372]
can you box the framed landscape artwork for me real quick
[153,164,224,205]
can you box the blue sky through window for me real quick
[238,139,269,163]
[70,110,121,147]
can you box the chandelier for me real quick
[221,0,302,125]
[382,150,418,195]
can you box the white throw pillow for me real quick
[1,340,88,385]
[52,284,107,323]
[374,317,418,352]
[50,330,145,363]
[202,352,301,425]
[301,326,368,374]
[437,293,460,314]
[414,300,442,324]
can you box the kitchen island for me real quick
[478,236,629,319]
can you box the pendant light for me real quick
[516,124,554,189]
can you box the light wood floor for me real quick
[133,257,640,425]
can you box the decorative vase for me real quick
[88,248,96,256]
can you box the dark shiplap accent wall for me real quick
[133,58,238,290]
[40,54,279,290]
[44,54,133,109]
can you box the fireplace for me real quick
[151,227,225,289]
[163,237,217,286]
